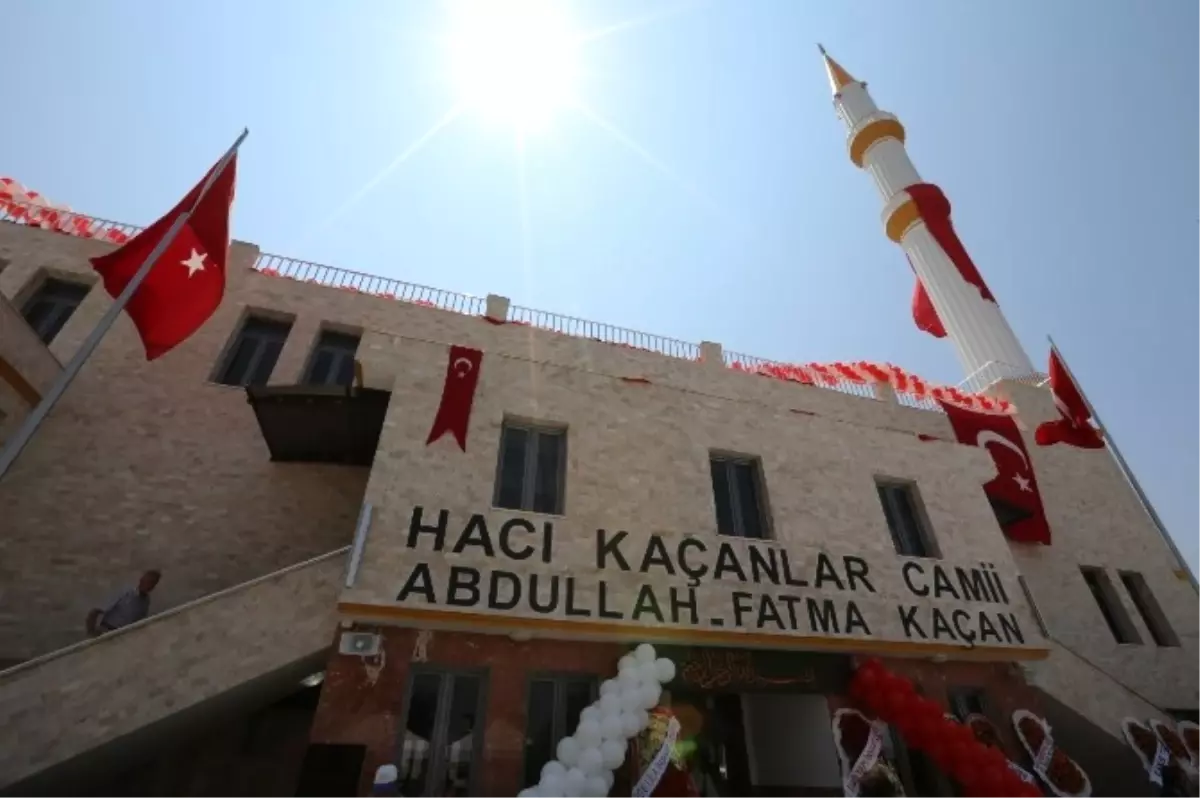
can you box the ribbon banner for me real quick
[632,717,680,798]
[1008,760,1037,785]
[1032,730,1055,778]
[843,723,884,797]
[425,345,483,451]
[1149,740,1170,787]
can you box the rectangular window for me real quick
[216,316,292,387]
[521,675,599,789]
[397,668,488,797]
[21,278,90,344]
[876,480,937,558]
[303,329,360,387]
[709,454,769,539]
[1080,567,1140,644]
[1119,571,1180,647]
[948,688,986,722]
[1018,576,1050,637]
[494,422,566,514]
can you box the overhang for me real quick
[245,383,390,466]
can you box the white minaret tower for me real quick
[819,46,1036,388]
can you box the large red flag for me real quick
[939,400,1052,545]
[1034,350,1105,449]
[90,153,238,360]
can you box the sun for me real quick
[446,0,580,133]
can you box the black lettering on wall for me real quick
[408,507,447,551]
[985,564,1010,604]
[757,595,785,630]
[902,562,928,597]
[999,613,1025,645]
[807,598,840,634]
[748,547,780,585]
[677,538,708,587]
[731,592,753,627]
[529,574,560,614]
[669,587,698,625]
[640,535,676,575]
[498,518,536,560]
[447,566,481,607]
[779,551,809,587]
[596,530,631,571]
[931,608,956,640]
[779,595,802,630]
[843,556,876,593]
[714,544,748,583]
[814,553,845,591]
[633,585,665,623]
[932,566,961,600]
[488,571,521,610]
[397,563,437,604]
[565,577,592,617]
[956,566,993,603]
[597,581,624,619]
[541,521,554,564]
[898,604,927,639]
[452,515,495,557]
[951,609,976,644]
[977,612,1002,643]
[845,601,870,636]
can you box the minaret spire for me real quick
[821,49,1035,389]
[817,44,857,94]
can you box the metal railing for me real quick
[0,200,142,243]
[725,351,881,402]
[958,360,1048,395]
[507,305,701,360]
[895,392,946,413]
[253,253,485,315]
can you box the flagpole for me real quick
[1047,335,1198,592]
[0,128,249,482]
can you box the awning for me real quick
[245,384,390,466]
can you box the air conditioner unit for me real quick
[339,631,381,657]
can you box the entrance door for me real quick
[396,668,488,797]
[672,691,753,797]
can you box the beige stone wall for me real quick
[0,549,345,787]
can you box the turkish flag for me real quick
[939,400,1052,545]
[906,254,946,338]
[426,345,483,451]
[1035,350,1105,449]
[90,153,238,360]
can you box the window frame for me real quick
[708,451,772,540]
[213,313,293,387]
[875,477,939,559]
[1080,566,1141,645]
[394,665,490,797]
[1118,571,1180,647]
[493,420,568,515]
[20,276,91,344]
[520,672,600,790]
[947,687,987,722]
[302,328,361,387]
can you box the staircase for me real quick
[0,548,347,793]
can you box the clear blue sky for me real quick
[6,1,1196,572]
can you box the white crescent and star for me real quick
[975,430,1034,493]
[452,357,475,377]
[181,248,207,277]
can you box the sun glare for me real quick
[446,0,580,133]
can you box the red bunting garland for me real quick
[1,178,131,244]
[848,658,1042,797]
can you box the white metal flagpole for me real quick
[0,128,249,482]
[1047,335,1198,592]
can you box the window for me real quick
[397,668,488,797]
[216,316,292,387]
[1018,576,1050,637]
[303,329,359,387]
[948,688,986,722]
[876,480,937,558]
[1119,571,1180,647]
[709,454,769,539]
[521,675,598,789]
[21,278,90,344]
[1080,567,1140,644]
[494,422,566,514]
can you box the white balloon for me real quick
[581,705,603,726]
[619,687,643,711]
[654,657,676,683]
[600,711,624,741]
[602,770,615,790]
[540,773,565,796]
[583,775,609,797]
[578,745,604,774]
[599,679,620,697]
[637,660,659,684]
[565,767,588,793]
[518,788,541,798]
[639,682,662,710]
[557,735,582,767]
[576,718,602,748]
[618,653,638,672]
[601,738,626,769]
[617,667,641,689]
[620,710,641,738]
[597,686,619,710]
[635,709,650,731]
[541,760,567,781]
[634,643,656,664]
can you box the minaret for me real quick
[819,46,1036,388]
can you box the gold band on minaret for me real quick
[849,118,906,167]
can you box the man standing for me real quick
[85,570,161,636]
